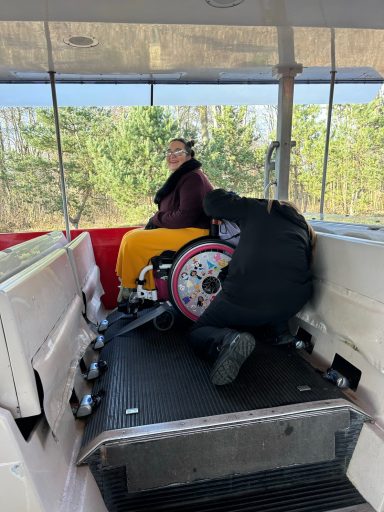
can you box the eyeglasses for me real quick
[165,149,188,158]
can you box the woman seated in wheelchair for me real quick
[116,138,213,305]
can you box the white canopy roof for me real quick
[0,0,383,83]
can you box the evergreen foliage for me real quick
[0,93,384,232]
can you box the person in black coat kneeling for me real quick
[189,189,316,386]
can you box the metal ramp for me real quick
[85,464,368,512]
[78,318,371,512]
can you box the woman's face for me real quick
[166,140,191,172]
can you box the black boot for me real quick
[210,331,256,386]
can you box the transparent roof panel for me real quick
[294,83,382,105]
[0,82,381,107]
[0,83,151,106]
[154,84,279,106]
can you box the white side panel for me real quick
[313,233,384,303]
[0,231,68,284]
[65,232,94,290]
[298,280,384,373]
[32,296,92,436]
[348,422,384,512]
[293,233,384,425]
[0,316,18,415]
[83,265,107,324]
[0,406,107,512]
[312,222,384,243]
[297,234,384,370]
[0,409,45,511]
[66,232,106,324]
[0,249,78,417]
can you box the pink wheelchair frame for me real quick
[110,236,235,337]
[145,237,235,321]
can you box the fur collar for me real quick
[154,158,202,205]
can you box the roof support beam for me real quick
[273,63,302,200]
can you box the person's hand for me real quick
[144,217,158,230]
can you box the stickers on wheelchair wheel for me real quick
[173,244,233,320]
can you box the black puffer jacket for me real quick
[203,189,313,316]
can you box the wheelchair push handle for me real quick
[210,218,222,238]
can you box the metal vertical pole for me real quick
[320,29,336,220]
[150,83,154,106]
[275,72,295,200]
[319,71,336,220]
[273,26,302,201]
[49,71,71,241]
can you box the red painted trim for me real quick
[0,231,48,250]
[0,227,140,309]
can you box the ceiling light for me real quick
[205,0,245,7]
[63,36,99,48]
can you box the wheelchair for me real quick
[106,223,236,339]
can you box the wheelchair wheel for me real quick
[168,238,235,321]
[153,310,175,331]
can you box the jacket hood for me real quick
[272,200,309,232]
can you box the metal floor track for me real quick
[82,317,345,447]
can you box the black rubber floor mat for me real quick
[82,321,345,447]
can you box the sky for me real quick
[0,83,381,107]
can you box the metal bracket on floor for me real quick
[112,303,174,339]
[104,307,129,328]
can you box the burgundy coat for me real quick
[152,168,213,229]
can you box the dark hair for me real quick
[169,138,195,157]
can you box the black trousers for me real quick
[189,292,293,364]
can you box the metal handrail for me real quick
[319,28,337,220]
[264,141,279,198]
[49,71,71,242]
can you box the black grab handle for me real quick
[209,218,221,238]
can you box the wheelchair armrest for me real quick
[151,251,176,270]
